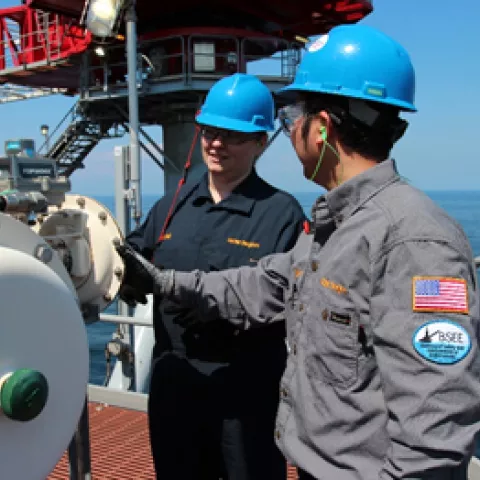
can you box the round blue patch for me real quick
[412,319,471,365]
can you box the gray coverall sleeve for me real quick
[370,239,480,479]
[171,249,294,329]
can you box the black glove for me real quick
[118,283,148,307]
[115,242,174,301]
[116,243,154,306]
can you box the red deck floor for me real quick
[48,402,299,479]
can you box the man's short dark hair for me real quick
[301,93,408,161]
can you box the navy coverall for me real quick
[127,169,305,479]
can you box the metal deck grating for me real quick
[47,402,299,479]
[48,402,156,479]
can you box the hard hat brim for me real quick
[196,112,274,133]
[275,84,417,113]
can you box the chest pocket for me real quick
[305,292,360,389]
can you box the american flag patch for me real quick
[412,276,468,314]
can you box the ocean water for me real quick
[87,190,480,385]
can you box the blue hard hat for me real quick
[278,24,416,112]
[196,73,275,132]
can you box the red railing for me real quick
[0,5,91,71]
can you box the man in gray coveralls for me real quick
[117,24,480,480]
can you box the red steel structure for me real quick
[0,1,372,91]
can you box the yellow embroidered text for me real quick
[227,238,260,249]
[320,277,347,294]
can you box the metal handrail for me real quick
[37,100,79,154]
[80,32,300,96]
[241,36,299,79]
[87,384,148,411]
[81,34,187,94]
[0,11,63,69]
[99,312,152,328]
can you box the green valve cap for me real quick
[0,369,48,422]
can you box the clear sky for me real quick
[0,0,478,195]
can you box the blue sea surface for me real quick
[87,190,480,385]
